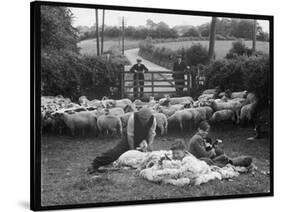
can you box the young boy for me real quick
[188,121,252,167]
[170,139,187,161]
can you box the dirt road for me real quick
[124,48,180,97]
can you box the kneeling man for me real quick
[88,108,157,174]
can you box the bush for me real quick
[179,44,209,66]
[41,48,122,101]
[205,54,270,106]
[226,40,252,59]
[139,38,209,70]
[215,34,226,40]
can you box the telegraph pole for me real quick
[122,16,125,55]
[95,9,100,56]
[252,19,257,53]
[101,9,105,54]
[208,17,217,62]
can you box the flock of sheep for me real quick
[41,89,257,137]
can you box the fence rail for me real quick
[120,69,196,98]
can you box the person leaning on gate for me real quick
[87,108,157,174]
[172,55,190,95]
[129,59,148,98]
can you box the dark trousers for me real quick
[133,74,144,99]
[174,77,185,95]
[199,148,230,168]
[92,137,129,168]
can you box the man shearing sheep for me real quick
[87,108,157,174]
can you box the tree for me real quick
[230,19,253,39]
[183,27,201,37]
[146,19,157,29]
[208,17,217,61]
[41,6,78,52]
[198,23,210,37]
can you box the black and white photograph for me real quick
[31,1,273,210]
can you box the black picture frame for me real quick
[31,1,274,211]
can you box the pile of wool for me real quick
[114,150,254,187]
[139,153,222,186]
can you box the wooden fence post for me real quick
[120,65,124,98]
[151,72,154,97]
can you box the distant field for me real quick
[155,40,269,59]
[78,38,142,56]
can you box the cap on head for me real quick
[137,59,142,62]
[136,107,153,125]
[177,55,182,59]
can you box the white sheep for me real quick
[108,107,125,116]
[240,102,257,124]
[113,98,132,109]
[97,114,123,137]
[53,111,98,136]
[167,109,193,131]
[78,96,89,106]
[209,109,235,123]
[246,92,258,104]
[159,96,193,105]
[202,88,217,95]
[231,90,248,99]
[198,94,214,101]
[200,106,214,120]
[118,112,133,131]
[156,105,178,118]
[152,112,168,135]
[208,99,244,124]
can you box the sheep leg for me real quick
[70,127,75,137]
[165,126,168,135]
[179,120,183,132]
[160,126,164,136]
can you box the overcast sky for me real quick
[69,7,269,32]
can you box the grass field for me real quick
[155,40,269,59]
[78,38,142,56]
[41,125,271,206]
[78,39,269,60]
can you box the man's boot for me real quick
[230,156,253,167]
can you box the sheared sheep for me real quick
[108,107,125,116]
[118,112,133,131]
[240,102,257,125]
[231,90,248,99]
[156,105,178,118]
[167,109,193,131]
[124,104,137,113]
[198,94,214,101]
[209,110,235,123]
[185,108,205,126]
[208,99,244,124]
[53,111,98,136]
[97,114,123,137]
[200,106,214,120]
[78,96,88,106]
[246,92,258,104]
[159,96,193,105]
[113,98,132,109]
[152,112,168,135]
